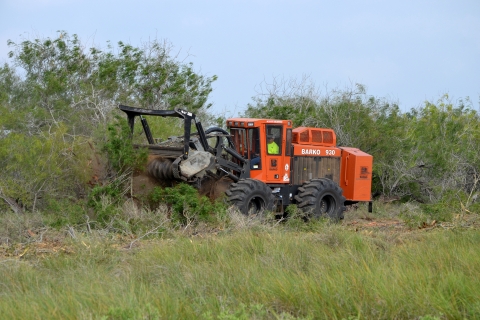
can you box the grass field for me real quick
[0,204,479,319]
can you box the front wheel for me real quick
[294,178,346,222]
[225,179,275,216]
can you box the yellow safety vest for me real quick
[268,141,279,154]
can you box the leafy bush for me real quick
[149,183,228,225]
[0,122,89,212]
[103,116,148,174]
[87,178,128,225]
[420,190,460,222]
[45,199,88,228]
[86,116,148,226]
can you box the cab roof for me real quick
[226,118,292,128]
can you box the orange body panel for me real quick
[339,147,373,201]
[292,127,336,146]
[292,145,341,157]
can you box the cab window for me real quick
[266,125,282,155]
[248,128,261,169]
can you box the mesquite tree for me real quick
[0,32,217,213]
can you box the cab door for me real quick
[265,124,289,184]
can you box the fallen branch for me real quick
[128,224,165,249]
[0,188,24,215]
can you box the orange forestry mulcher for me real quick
[120,105,373,221]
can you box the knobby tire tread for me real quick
[226,178,275,216]
[295,178,346,221]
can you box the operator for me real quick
[250,134,279,169]
[267,134,279,154]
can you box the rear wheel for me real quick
[294,178,346,222]
[226,179,275,216]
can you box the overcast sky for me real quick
[1,0,479,116]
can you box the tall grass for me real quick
[1,220,479,319]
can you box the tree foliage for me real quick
[5,32,217,134]
[0,32,216,213]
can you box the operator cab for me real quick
[226,118,293,184]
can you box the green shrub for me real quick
[149,183,228,225]
[45,199,88,228]
[103,116,148,174]
[86,178,128,226]
[420,190,460,222]
[399,203,430,229]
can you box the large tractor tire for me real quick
[226,179,275,216]
[294,178,346,222]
